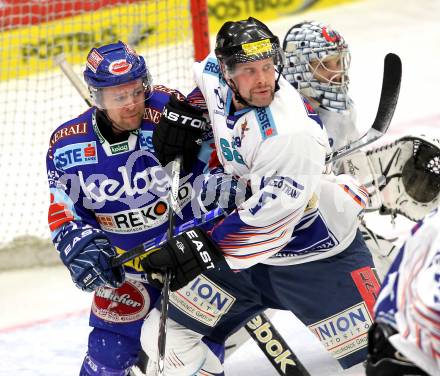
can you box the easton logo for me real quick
[109,59,132,75]
[163,108,206,130]
[185,230,214,269]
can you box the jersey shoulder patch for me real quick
[302,97,323,129]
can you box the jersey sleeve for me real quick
[46,144,100,249]
[210,132,326,270]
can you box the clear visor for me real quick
[223,46,286,80]
[91,75,153,110]
[308,50,350,88]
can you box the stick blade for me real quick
[372,53,402,133]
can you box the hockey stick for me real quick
[54,54,93,107]
[245,312,311,376]
[157,156,182,376]
[326,53,402,163]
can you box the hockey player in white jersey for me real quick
[366,207,440,376]
[281,21,440,277]
[138,17,381,374]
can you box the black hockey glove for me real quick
[140,228,224,291]
[153,94,207,172]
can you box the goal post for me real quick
[0,0,210,269]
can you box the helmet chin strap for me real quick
[95,109,130,143]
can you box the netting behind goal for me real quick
[0,0,209,269]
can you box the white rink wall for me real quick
[1,0,440,263]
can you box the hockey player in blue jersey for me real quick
[46,41,225,376]
[136,17,382,374]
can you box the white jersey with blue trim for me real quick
[316,101,359,152]
[374,208,440,375]
[194,53,364,270]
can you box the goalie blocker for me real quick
[339,134,440,222]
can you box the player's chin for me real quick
[121,116,142,130]
[250,96,273,107]
[250,90,274,107]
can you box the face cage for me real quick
[402,140,440,203]
[90,73,153,110]
[289,48,351,112]
[309,50,350,88]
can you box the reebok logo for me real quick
[246,315,297,374]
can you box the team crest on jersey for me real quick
[240,120,249,141]
[92,280,150,323]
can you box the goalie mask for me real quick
[83,41,153,110]
[341,135,440,221]
[282,21,350,112]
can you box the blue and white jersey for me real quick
[193,53,365,270]
[374,208,440,375]
[316,101,359,153]
[46,85,210,275]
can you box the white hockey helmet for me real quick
[282,21,350,112]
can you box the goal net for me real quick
[0,0,209,269]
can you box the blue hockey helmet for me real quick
[83,41,152,109]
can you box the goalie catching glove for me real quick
[339,134,440,221]
[140,228,224,291]
[153,94,207,172]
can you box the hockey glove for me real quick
[153,94,207,172]
[57,225,125,292]
[140,228,224,291]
